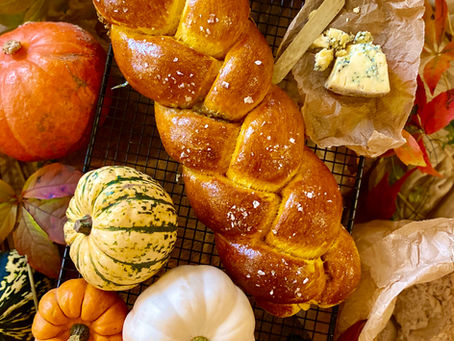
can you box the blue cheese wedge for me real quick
[325,42,390,97]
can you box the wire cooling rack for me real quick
[58,0,365,340]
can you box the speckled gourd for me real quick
[64,166,178,291]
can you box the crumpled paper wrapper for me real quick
[280,0,425,157]
[336,218,454,340]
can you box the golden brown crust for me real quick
[95,0,361,317]
[183,167,279,236]
[155,104,240,173]
[111,26,222,108]
[215,233,326,304]
[266,147,343,259]
[175,0,250,58]
[227,86,306,192]
[93,0,185,35]
[203,22,274,121]
[317,227,361,306]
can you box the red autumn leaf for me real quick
[22,163,82,199]
[394,130,427,167]
[423,53,454,94]
[443,40,454,58]
[434,0,448,46]
[420,89,454,134]
[415,75,427,112]
[364,169,417,220]
[12,208,61,278]
[424,0,437,50]
[411,76,426,128]
[338,320,367,341]
[417,137,443,177]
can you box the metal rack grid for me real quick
[58,0,365,340]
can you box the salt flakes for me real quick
[353,6,360,13]
[243,96,254,104]
[289,137,295,144]
[173,57,178,62]
[221,81,230,89]
[303,278,309,284]
[269,290,274,296]
[257,270,265,276]
[207,14,219,24]
[252,200,260,208]
[255,60,263,65]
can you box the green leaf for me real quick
[23,197,71,245]
[0,179,18,243]
[12,208,61,279]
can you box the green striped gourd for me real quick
[64,166,178,291]
[0,249,53,341]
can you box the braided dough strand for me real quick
[94,0,361,317]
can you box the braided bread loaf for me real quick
[94,0,361,317]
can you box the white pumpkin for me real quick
[123,265,256,341]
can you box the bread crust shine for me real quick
[95,0,361,317]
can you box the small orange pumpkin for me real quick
[32,278,127,341]
[0,21,106,162]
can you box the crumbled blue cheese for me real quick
[311,28,353,50]
[325,43,390,97]
[314,48,334,71]
[354,31,373,44]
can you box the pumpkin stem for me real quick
[68,324,89,341]
[74,215,93,236]
[2,40,22,55]
[191,337,209,341]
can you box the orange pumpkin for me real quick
[32,278,127,341]
[0,22,106,162]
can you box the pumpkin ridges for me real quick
[0,22,106,161]
[0,104,34,160]
[96,224,178,233]
[93,194,175,217]
[32,279,127,341]
[37,289,70,326]
[80,285,119,322]
[64,166,178,291]
[31,311,62,339]
[86,250,137,289]
[90,301,128,335]
[55,279,87,320]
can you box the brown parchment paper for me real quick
[281,0,425,157]
[336,218,454,340]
